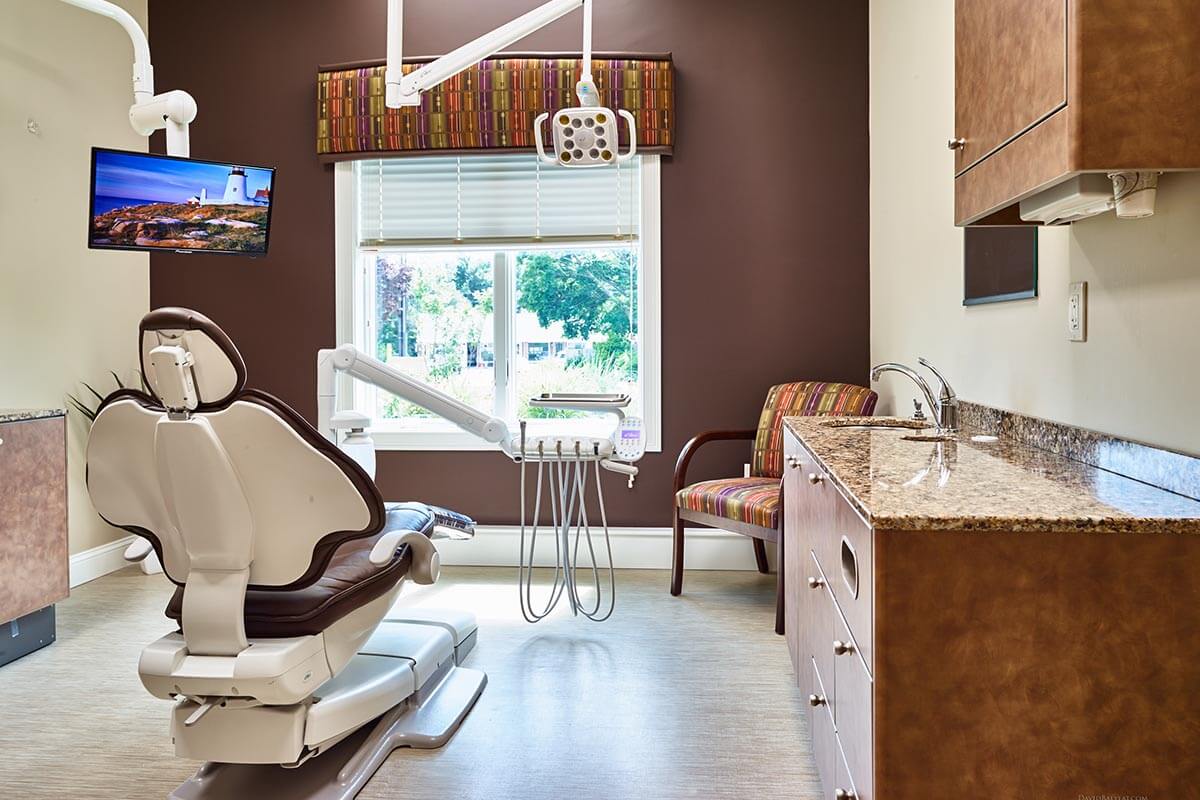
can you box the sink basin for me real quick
[901,433,955,443]
[821,419,929,432]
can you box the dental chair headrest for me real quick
[139,307,246,411]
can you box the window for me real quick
[335,154,661,451]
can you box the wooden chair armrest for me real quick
[673,429,757,495]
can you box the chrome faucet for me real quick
[870,357,958,432]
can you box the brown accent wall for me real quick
[147,0,869,525]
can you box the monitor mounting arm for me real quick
[386,0,597,109]
[59,0,198,157]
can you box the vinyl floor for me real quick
[0,566,820,800]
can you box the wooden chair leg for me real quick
[670,508,685,596]
[752,538,770,574]
[775,533,786,636]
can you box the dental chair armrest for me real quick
[673,429,757,494]
[124,538,155,563]
[369,529,440,584]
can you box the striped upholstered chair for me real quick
[671,382,878,634]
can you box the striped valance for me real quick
[317,53,674,161]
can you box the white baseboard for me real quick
[437,525,770,571]
[70,534,136,588]
[67,527,767,587]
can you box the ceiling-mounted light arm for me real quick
[576,0,599,106]
[386,0,590,108]
[58,0,197,157]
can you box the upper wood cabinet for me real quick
[955,0,1067,175]
[953,0,1200,225]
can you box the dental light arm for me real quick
[386,0,593,108]
[58,0,197,156]
[318,345,512,452]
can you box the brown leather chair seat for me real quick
[166,504,435,638]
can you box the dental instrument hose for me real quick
[517,425,616,623]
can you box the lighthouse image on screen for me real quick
[89,148,275,255]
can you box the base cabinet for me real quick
[782,426,1200,798]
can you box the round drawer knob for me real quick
[808,693,826,707]
[807,473,824,486]
[833,639,854,656]
[835,789,857,800]
[947,137,965,150]
[806,576,824,589]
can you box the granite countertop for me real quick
[0,408,67,424]
[783,416,1200,533]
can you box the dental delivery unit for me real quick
[318,345,646,624]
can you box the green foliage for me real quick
[375,254,491,378]
[453,258,493,312]
[375,256,413,358]
[516,248,637,380]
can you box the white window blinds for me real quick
[356,154,641,246]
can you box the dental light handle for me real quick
[616,109,638,162]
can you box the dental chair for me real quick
[86,308,486,800]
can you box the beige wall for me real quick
[870,0,1200,455]
[1,0,150,554]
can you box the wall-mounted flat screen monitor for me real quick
[89,148,275,256]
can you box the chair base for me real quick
[168,607,486,800]
[169,662,486,800]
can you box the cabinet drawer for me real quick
[799,463,843,607]
[834,614,873,800]
[806,550,837,707]
[830,496,872,671]
[835,733,866,800]
[808,656,837,795]
[803,462,873,672]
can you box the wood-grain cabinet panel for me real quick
[954,0,1067,173]
[0,417,69,623]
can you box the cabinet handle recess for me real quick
[806,576,824,589]
[807,473,824,486]
[833,639,854,656]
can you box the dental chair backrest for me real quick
[87,308,386,656]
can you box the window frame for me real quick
[334,155,662,453]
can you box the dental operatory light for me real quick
[59,0,197,157]
[385,0,637,167]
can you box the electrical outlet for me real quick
[1067,281,1087,342]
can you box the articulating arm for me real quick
[59,0,197,156]
[386,0,593,108]
[318,345,512,451]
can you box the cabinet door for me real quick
[0,417,69,623]
[954,0,1067,173]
